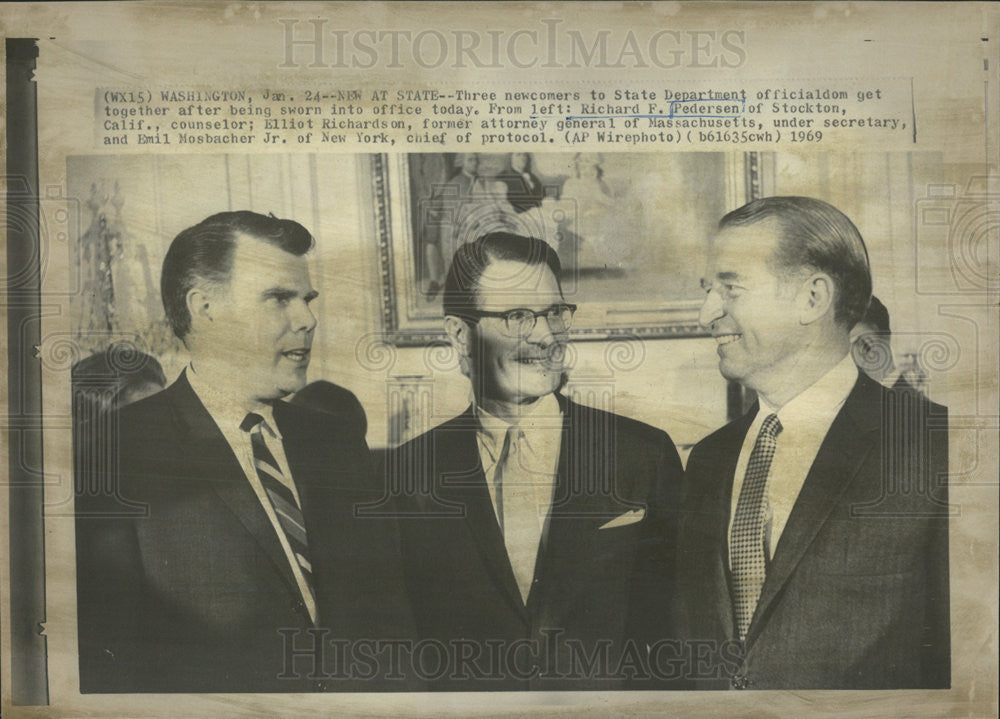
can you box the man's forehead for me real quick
[708,219,782,267]
[231,233,308,266]
[233,232,281,255]
[226,233,312,289]
[475,258,561,308]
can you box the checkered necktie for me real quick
[240,412,317,618]
[730,413,782,640]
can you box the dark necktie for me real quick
[240,412,317,621]
[730,413,783,640]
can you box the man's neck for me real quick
[754,337,852,410]
[478,393,552,424]
[189,357,268,411]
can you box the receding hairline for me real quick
[715,214,836,280]
[447,253,562,318]
[230,230,314,256]
[710,218,789,267]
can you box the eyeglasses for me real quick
[463,303,578,337]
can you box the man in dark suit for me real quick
[850,294,923,393]
[75,211,413,692]
[674,196,949,689]
[389,232,683,689]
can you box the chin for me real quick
[275,377,307,398]
[285,381,307,396]
[526,376,561,399]
[717,360,744,385]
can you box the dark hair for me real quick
[288,380,368,438]
[861,295,891,335]
[442,232,563,318]
[71,344,167,419]
[719,196,872,328]
[161,211,313,340]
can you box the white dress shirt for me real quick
[728,353,859,567]
[187,365,317,624]
[476,393,563,543]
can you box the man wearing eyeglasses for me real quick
[389,232,683,689]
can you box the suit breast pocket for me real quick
[590,520,652,571]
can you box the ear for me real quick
[798,272,836,324]
[444,315,471,358]
[444,315,474,377]
[185,286,214,331]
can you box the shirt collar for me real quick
[759,352,858,428]
[186,363,281,439]
[475,393,562,460]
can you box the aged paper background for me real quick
[2,2,998,716]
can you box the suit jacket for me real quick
[672,372,950,689]
[388,396,683,690]
[289,379,369,438]
[75,373,415,692]
[497,170,545,212]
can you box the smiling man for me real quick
[673,197,949,689]
[75,211,413,692]
[389,232,683,689]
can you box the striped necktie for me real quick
[240,412,317,620]
[730,413,782,641]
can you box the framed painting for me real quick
[371,151,761,346]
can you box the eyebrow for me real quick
[700,272,743,290]
[261,288,319,301]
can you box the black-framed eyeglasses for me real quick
[462,303,578,337]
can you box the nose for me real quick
[699,289,724,329]
[526,313,557,345]
[291,298,317,334]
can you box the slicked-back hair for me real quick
[719,196,872,328]
[442,232,563,318]
[161,211,314,340]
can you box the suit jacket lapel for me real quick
[168,373,300,597]
[272,399,326,507]
[532,398,654,623]
[525,401,575,617]
[746,376,880,645]
[438,408,529,621]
